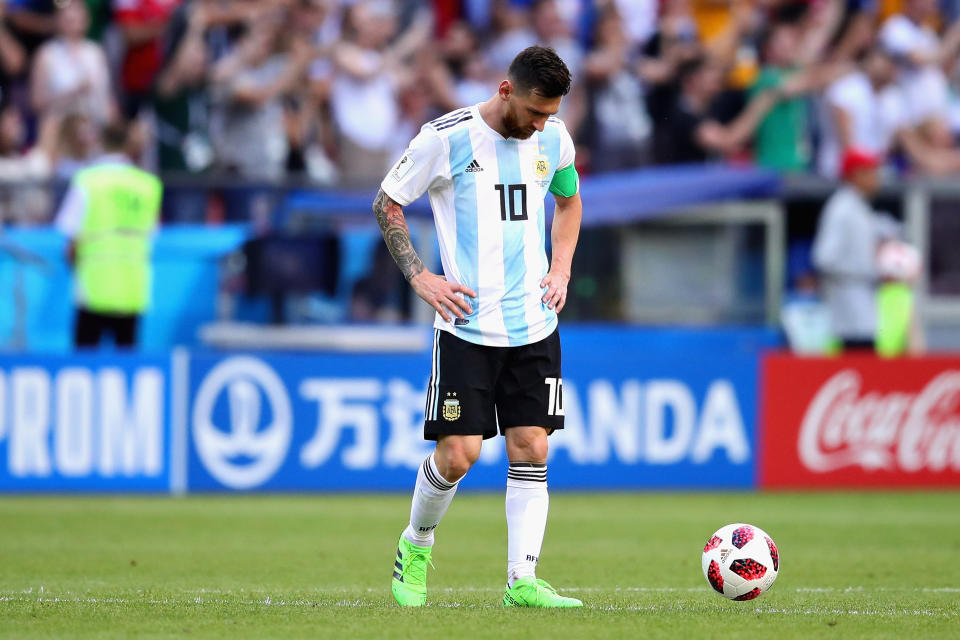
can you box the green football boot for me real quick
[502,577,583,608]
[391,535,433,607]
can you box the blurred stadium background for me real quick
[0,0,959,636]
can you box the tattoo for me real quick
[373,189,425,281]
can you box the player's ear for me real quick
[498,80,513,101]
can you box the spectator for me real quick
[649,55,788,164]
[751,4,846,172]
[0,2,27,107]
[30,1,114,124]
[820,44,960,176]
[531,0,583,77]
[878,0,957,144]
[153,1,212,221]
[812,149,897,351]
[486,1,535,73]
[0,106,55,224]
[210,10,313,180]
[5,0,57,54]
[55,120,162,349]
[113,0,183,116]
[751,20,812,172]
[439,21,493,107]
[53,110,97,180]
[330,1,428,188]
[818,46,903,177]
[84,0,111,42]
[154,1,211,174]
[582,5,651,171]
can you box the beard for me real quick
[503,107,536,139]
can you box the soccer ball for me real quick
[701,523,779,601]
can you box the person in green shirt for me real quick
[751,20,812,171]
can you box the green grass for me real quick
[0,492,958,639]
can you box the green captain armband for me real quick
[548,164,579,198]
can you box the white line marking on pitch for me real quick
[4,586,960,596]
[1,595,958,617]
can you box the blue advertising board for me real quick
[0,353,171,491]
[0,328,776,492]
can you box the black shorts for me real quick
[74,308,139,349]
[423,328,565,440]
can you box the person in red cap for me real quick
[811,148,900,351]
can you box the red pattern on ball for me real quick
[729,558,767,580]
[765,536,779,571]
[733,588,762,601]
[731,526,754,549]
[703,535,722,553]
[707,559,724,594]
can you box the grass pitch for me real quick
[0,492,958,639]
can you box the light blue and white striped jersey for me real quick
[381,104,577,347]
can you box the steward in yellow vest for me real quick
[54,122,162,348]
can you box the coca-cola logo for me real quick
[798,370,960,473]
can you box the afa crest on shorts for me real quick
[442,392,461,421]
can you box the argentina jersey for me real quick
[381,104,577,347]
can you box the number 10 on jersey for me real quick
[494,184,528,221]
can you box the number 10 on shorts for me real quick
[545,377,564,416]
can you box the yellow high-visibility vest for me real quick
[75,163,162,315]
[876,282,913,358]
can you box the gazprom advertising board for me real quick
[0,354,170,492]
[0,329,769,492]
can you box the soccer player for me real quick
[373,46,582,608]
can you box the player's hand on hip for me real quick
[540,270,570,312]
[410,271,477,322]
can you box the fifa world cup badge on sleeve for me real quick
[392,154,414,181]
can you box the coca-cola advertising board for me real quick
[760,354,960,488]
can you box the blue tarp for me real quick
[279,164,781,227]
[0,225,248,352]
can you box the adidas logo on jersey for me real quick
[464,159,483,173]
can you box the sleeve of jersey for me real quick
[380,128,448,207]
[549,123,578,198]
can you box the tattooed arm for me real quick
[373,188,476,322]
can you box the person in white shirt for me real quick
[813,149,897,350]
[375,46,583,609]
[879,0,956,141]
[29,2,114,125]
[819,46,905,177]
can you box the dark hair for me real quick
[102,121,129,151]
[507,46,571,98]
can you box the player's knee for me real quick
[435,440,480,481]
[507,428,549,463]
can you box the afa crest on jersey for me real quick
[534,154,549,178]
[534,154,550,188]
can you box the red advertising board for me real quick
[760,354,960,488]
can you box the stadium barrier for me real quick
[0,328,774,492]
[760,353,960,488]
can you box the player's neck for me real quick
[478,97,511,139]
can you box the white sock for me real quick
[505,462,549,587]
[402,454,460,547]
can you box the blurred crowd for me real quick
[4,0,960,225]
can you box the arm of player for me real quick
[372,189,477,322]
[542,190,582,313]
